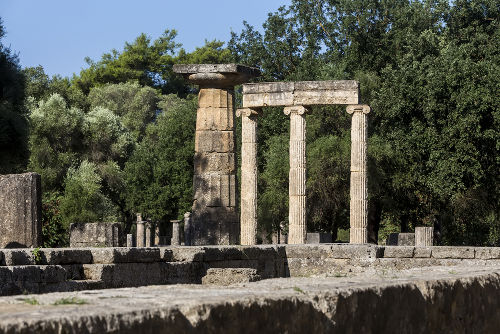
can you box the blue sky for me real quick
[1,0,290,78]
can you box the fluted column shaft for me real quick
[237,108,260,245]
[415,226,434,246]
[347,105,370,244]
[284,106,308,244]
[136,213,144,247]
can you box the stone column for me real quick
[346,105,370,244]
[171,220,181,246]
[237,108,260,245]
[136,213,145,248]
[184,212,192,246]
[415,227,434,246]
[173,64,259,245]
[154,223,160,246]
[284,106,308,244]
[126,234,133,247]
[145,221,152,247]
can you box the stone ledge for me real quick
[1,266,499,333]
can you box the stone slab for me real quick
[173,64,260,76]
[306,233,333,244]
[431,246,475,259]
[1,265,500,333]
[202,268,261,285]
[0,173,42,248]
[242,80,359,107]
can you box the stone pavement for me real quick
[1,264,500,333]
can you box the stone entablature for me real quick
[242,80,359,107]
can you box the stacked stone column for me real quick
[173,64,259,245]
[284,106,308,244]
[346,105,370,244]
[237,108,260,245]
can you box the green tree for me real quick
[28,93,84,191]
[73,30,186,95]
[60,160,117,226]
[124,94,196,230]
[0,18,28,173]
[88,82,158,141]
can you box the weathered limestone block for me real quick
[69,223,122,247]
[347,105,370,244]
[415,226,434,246]
[0,173,42,248]
[383,246,415,258]
[386,233,415,246]
[242,80,359,107]
[306,233,333,244]
[201,268,261,285]
[174,64,259,246]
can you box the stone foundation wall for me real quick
[2,244,500,296]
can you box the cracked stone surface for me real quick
[1,265,500,333]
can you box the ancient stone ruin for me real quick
[2,63,498,333]
[238,80,370,245]
[0,173,42,248]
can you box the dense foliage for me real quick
[0,0,498,246]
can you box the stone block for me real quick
[0,173,42,248]
[383,246,415,258]
[196,107,233,130]
[198,89,233,109]
[2,249,35,266]
[90,248,161,264]
[193,174,237,207]
[170,247,206,262]
[201,268,261,285]
[195,130,234,153]
[431,246,475,259]
[474,247,500,260]
[414,247,432,258]
[386,233,415,246]
[194,153,235,174]
[69,222,122,247]
[83,263,163,287]
[306,233,333,244]
[39,248,93,265]
[329,244,383,259]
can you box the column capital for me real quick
[347,104,371,114]
[283,105,309,116]
[236,108,261,118]
[173,64,260,88]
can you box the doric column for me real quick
[126,234,133,247]
[415,226,434,246]
[136,213,144,248]
[145,221,152,247]
[237,108,260,245]
[184,212,192,246]
[346,105,370,244]
[154,223,160,246]
[173,64,259,245]
[171,220,181,246]
[284,105,308,244]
